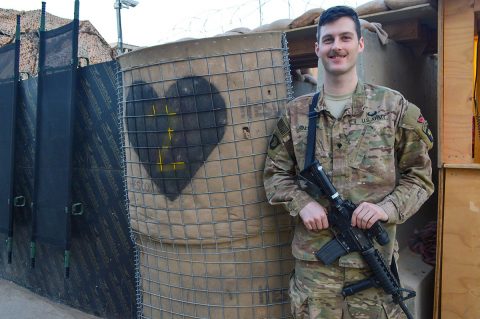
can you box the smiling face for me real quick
[315,16,364,78]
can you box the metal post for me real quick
[258,0,263,26]
[115,0,123,55]
[7,14,22,264]
[64,0,80,279]
[31,1,46,269]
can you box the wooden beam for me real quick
[443,0,475,163]
[383,19,438,55]
[285,26,318,70]
[383,19,423,42]
[438,0,444,167]
[433,168,444,319]
[474,0,480,12]
[360,3,437,29]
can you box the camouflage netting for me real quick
[0,8,114,76]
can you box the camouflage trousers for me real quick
[289,260,406,319]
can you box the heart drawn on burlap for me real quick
[125,76,227,201]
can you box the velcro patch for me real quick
[277,117,290,137]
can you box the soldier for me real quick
[263,6,434,319]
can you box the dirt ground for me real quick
[0,279,102,319]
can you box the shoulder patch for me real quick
[400,103,421,129]
[269,134,280,150]
[400,103,434,150]
[267,131,285,159]
[267,117,292,159]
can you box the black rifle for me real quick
[300,160,416,319]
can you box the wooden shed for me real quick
[437,0,480,318]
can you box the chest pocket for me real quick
[348,121,395,173]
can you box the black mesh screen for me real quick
[34,70,74,245]
[44,23,74,70]
[0,81,15,234]
[0,44,15,81]
[33,20,77,247]
[0,43,17,234]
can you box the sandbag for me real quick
[355,0,389,16]
[360,18,377,33]
[289,8,324,29]
[173,37,196,43]
[269,18,292,30]
[252,19,292,32]
[359,19,389,45]
[226,27,251,34]
[303,73,317,86]
[217,27,251,37]
[291,69,305,82]
[385,0,429,10]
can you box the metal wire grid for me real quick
[120,33,295,319]
[138,232,293,319]
[116,60,143,318]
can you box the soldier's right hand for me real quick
[299,201,329,231]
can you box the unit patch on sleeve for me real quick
[267,116,292,159]
[269,134,280,150]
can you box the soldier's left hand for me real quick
[351,202,388,229]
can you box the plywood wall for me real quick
[441,168,480,318]
[442,0,475,164]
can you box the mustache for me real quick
[328,50,347,58]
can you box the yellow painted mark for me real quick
[157,149,185,172]
[157,150,163,172]
[149,104,156,117]
[165,104,176,115]
[172,162,185,170]
[153,103,185,172]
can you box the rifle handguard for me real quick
[369,222,390,246]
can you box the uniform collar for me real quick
[315,80,366,117]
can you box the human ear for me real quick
[358,37,365,53]
[315,42,321,57]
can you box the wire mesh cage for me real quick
[118,32,295,319]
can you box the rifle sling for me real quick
[305,92,320,170]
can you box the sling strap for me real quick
[305,92,320,169]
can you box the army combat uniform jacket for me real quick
[263,81,434,268]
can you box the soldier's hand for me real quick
[351,202,388,229]
[299,201,329,231]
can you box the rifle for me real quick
[300,160,416,319]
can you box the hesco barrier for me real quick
[118,32,295,318]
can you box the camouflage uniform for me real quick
[264,81,434,318]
